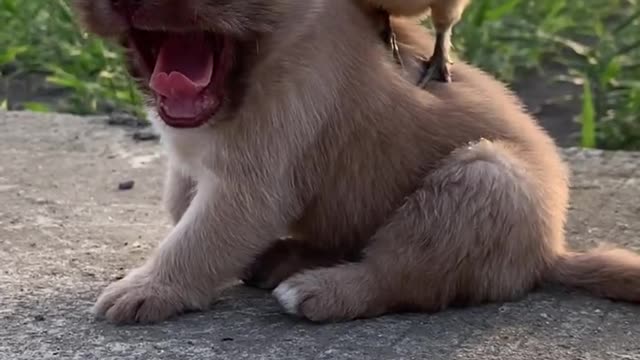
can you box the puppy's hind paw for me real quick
[272,266,379,322]
[273,281,303,315]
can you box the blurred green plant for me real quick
[1,0,639,149]
[0,0,145,118]
[454,0,640,150]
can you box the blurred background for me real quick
[1,0,639,149]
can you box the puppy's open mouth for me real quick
[128,30,235,128]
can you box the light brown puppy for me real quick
[73,0,640,324]
[363,0,471,83]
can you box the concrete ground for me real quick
[1,111,639,360]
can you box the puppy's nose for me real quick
[111,0,142,17]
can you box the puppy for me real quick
[363,0,472,83]
[73,0,640,324]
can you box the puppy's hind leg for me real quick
[242,239,357,290]
[274,140,561,322]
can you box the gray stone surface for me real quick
[1,110,639,360]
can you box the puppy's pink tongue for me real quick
[149,32,214,119]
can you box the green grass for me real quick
[1,0,639,149]
[0,0,144,118]
[454,0,640,150]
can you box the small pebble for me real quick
[118,180,135,191]
[107,113,146,128]
[133,129,159,142]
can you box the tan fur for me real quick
[551,246,640,302]
[72,0,640,324]
[362,0,468,20]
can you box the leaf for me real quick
[615,38,640,57]
[45,66,86,90]
[580,77,597,149]
[470,0,491,27]
[612,9,640,34]
[600,58,621,86]
[536,30,591,57]
[485,0,521,21]
[0,45,28,66]
[46,74,84,89]
[0,0,18,14]
[23,102,51,113]
[98,70,115,80]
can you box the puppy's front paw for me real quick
[93,268,203,324]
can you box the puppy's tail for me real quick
[548,245,640,303]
